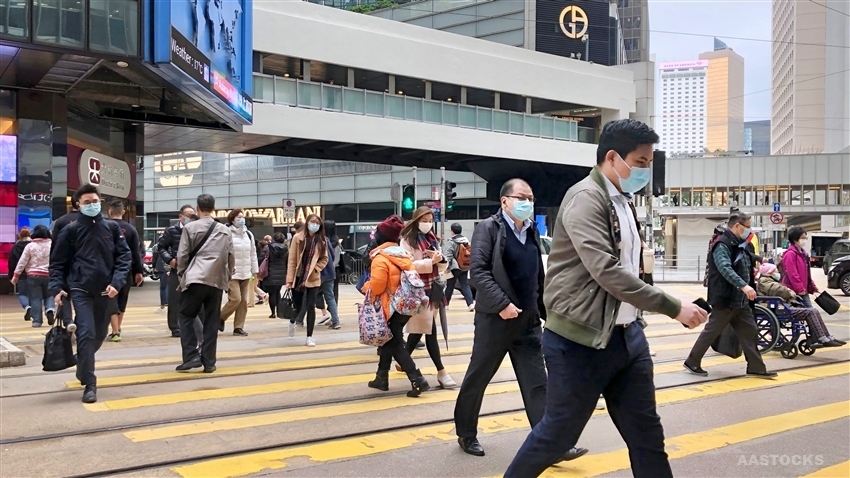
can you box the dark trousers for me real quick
[59,296,73,327]
[265,284,282,316]
[505,326,671,478]
[446,269,474,306]
[406,316,444,370]
[454,311,547,439]
[159,272,169,306]
[179,284,223,366]
[293,286,320,336]
[167,272,180,333]
[70,290,110,386]
[685,306,766,373]
[378,313,418,373]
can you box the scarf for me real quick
[295,233,319,291]
[416,233,442,295]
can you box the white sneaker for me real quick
[317,314,331,325]
[154,307,165,313]
[596,398,605,410]
[67,323,77,333]
[467,302,476,312]
[437,373,457,389]
[288,323,295,337]
[306,337,316,347]
[649,348,657,357]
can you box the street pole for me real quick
[412,166,417,216]
[440,166,446,240]
[584,34,590,62]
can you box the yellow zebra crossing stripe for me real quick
[800,460,850,477]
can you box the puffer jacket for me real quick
[757,275,796,302]
[156,223,183,266]
[13,238,51,278]
[364,243,416,321]
[229,225,259,281]
[781,246,817,294]
[264,242,289,287]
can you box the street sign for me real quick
[770,212,784,224]
[431,186,440,200]
[431,208,441,223]
[768,224,787,232]
[282,199,296,222]
[390,182,400,202]
[773,202,781,212]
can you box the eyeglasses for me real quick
[506,195,535,203]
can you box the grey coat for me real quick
[176,216,234,292]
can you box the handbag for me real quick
[710,324,742,359]
[358,291,392,347]
[815,291,840,316]
[278,288,297,320]
[258,257,269,280]
[43,323,77,372]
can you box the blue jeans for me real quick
[799,294,813,308]
[320,280,340,326]
[159,272,169,307]
[26,276,54,324]
[16,278,30,309]
[445,269,474,306]
[505,326,671,478]
[70,290,110,386]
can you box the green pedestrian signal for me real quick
[402,184,415,212]
[445,181,457,211]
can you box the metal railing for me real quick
[653,255,706,283]
[253,74,584,142]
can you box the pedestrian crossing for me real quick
[1,295,849,478]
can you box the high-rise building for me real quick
[658,60,708,154]
[699,43,745,153]
[616,0,650,63]
[743,120,771,156]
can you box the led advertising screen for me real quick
[0,135,16,182]
[535,0,614,65]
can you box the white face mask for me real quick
[799,239,808,248]
[418,222,433,234]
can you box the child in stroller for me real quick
[757,263,844,348]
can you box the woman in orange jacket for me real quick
[364,215,431,397]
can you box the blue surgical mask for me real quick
[740,228,751,240]
[235,218,246,228]
[614,154,651,194]
[182,217,192,226]
[510,199,534,222]
[80,202,101,217]
[772,273,781,281]
[308,223,320,233]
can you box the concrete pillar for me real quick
[425,81,432,100]
[494,92,500,110]
[300,60,310,81]
[526,97,532,114]
[253,52,264,73]
[347,68,355,88]
[460,87,467,105]
[388,75,396,94]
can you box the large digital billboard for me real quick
[0,135,16,182]
[535,0,614,65]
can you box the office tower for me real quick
[699,42,745,153]
[658,60,708,154]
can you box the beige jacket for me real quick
[176,216,234,292]
[286,231,329,289]
[401,239,441,334]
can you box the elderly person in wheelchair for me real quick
[757,263,844,349]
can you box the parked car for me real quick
[826,255,850,297]
[823,239,850,274]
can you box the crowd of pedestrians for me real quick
[18,117,841,478]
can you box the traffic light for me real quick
[402,184,415,213]
[444,181,457,211]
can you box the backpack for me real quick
[456,242,472,270]
[389,269,430,316]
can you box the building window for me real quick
[34,0,86,48]
[89,0,139,56]
[0,0,29,38]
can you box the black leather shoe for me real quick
[176,358,202,371]
[82,384,97,403]
[218,320,225,332]
[171,331,181,338]
[233,328,248,336]
[559,447,589,461]
[747,370,778,379]
[683,362,708,377]
[458,437,485,457]
[203,365,216,373]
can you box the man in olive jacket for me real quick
[505,119,708,478]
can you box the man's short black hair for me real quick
[788,226,806,244]
[451,223,462,234]
[499,178,530,197]
[73,184,101,205]
[179,204,194,215]
[109,200,125,215]
[196,194,215,213]
[596,119,659,165]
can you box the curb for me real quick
[0,337,26,368]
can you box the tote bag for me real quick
[358,291,392,347]
[278,288,297,320]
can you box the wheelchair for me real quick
[754,296,818,359]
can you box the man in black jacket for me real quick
[106,200,145,342]
[453,178,588,461]
[50,185,132,403]
[156,204,195,337]
[51,201,81,328]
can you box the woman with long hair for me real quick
[220,209,259,336]
[264,233,289,318]
[399,206,456,388]
[365,215,430,397]
[286,214,329,347]
[316,219,343,329]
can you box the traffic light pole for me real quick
[440,166,446,240]
[412,166,417,214]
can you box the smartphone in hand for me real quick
[687,298,712,327]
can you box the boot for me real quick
[368,369,389,391]
[406,370,431,398]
